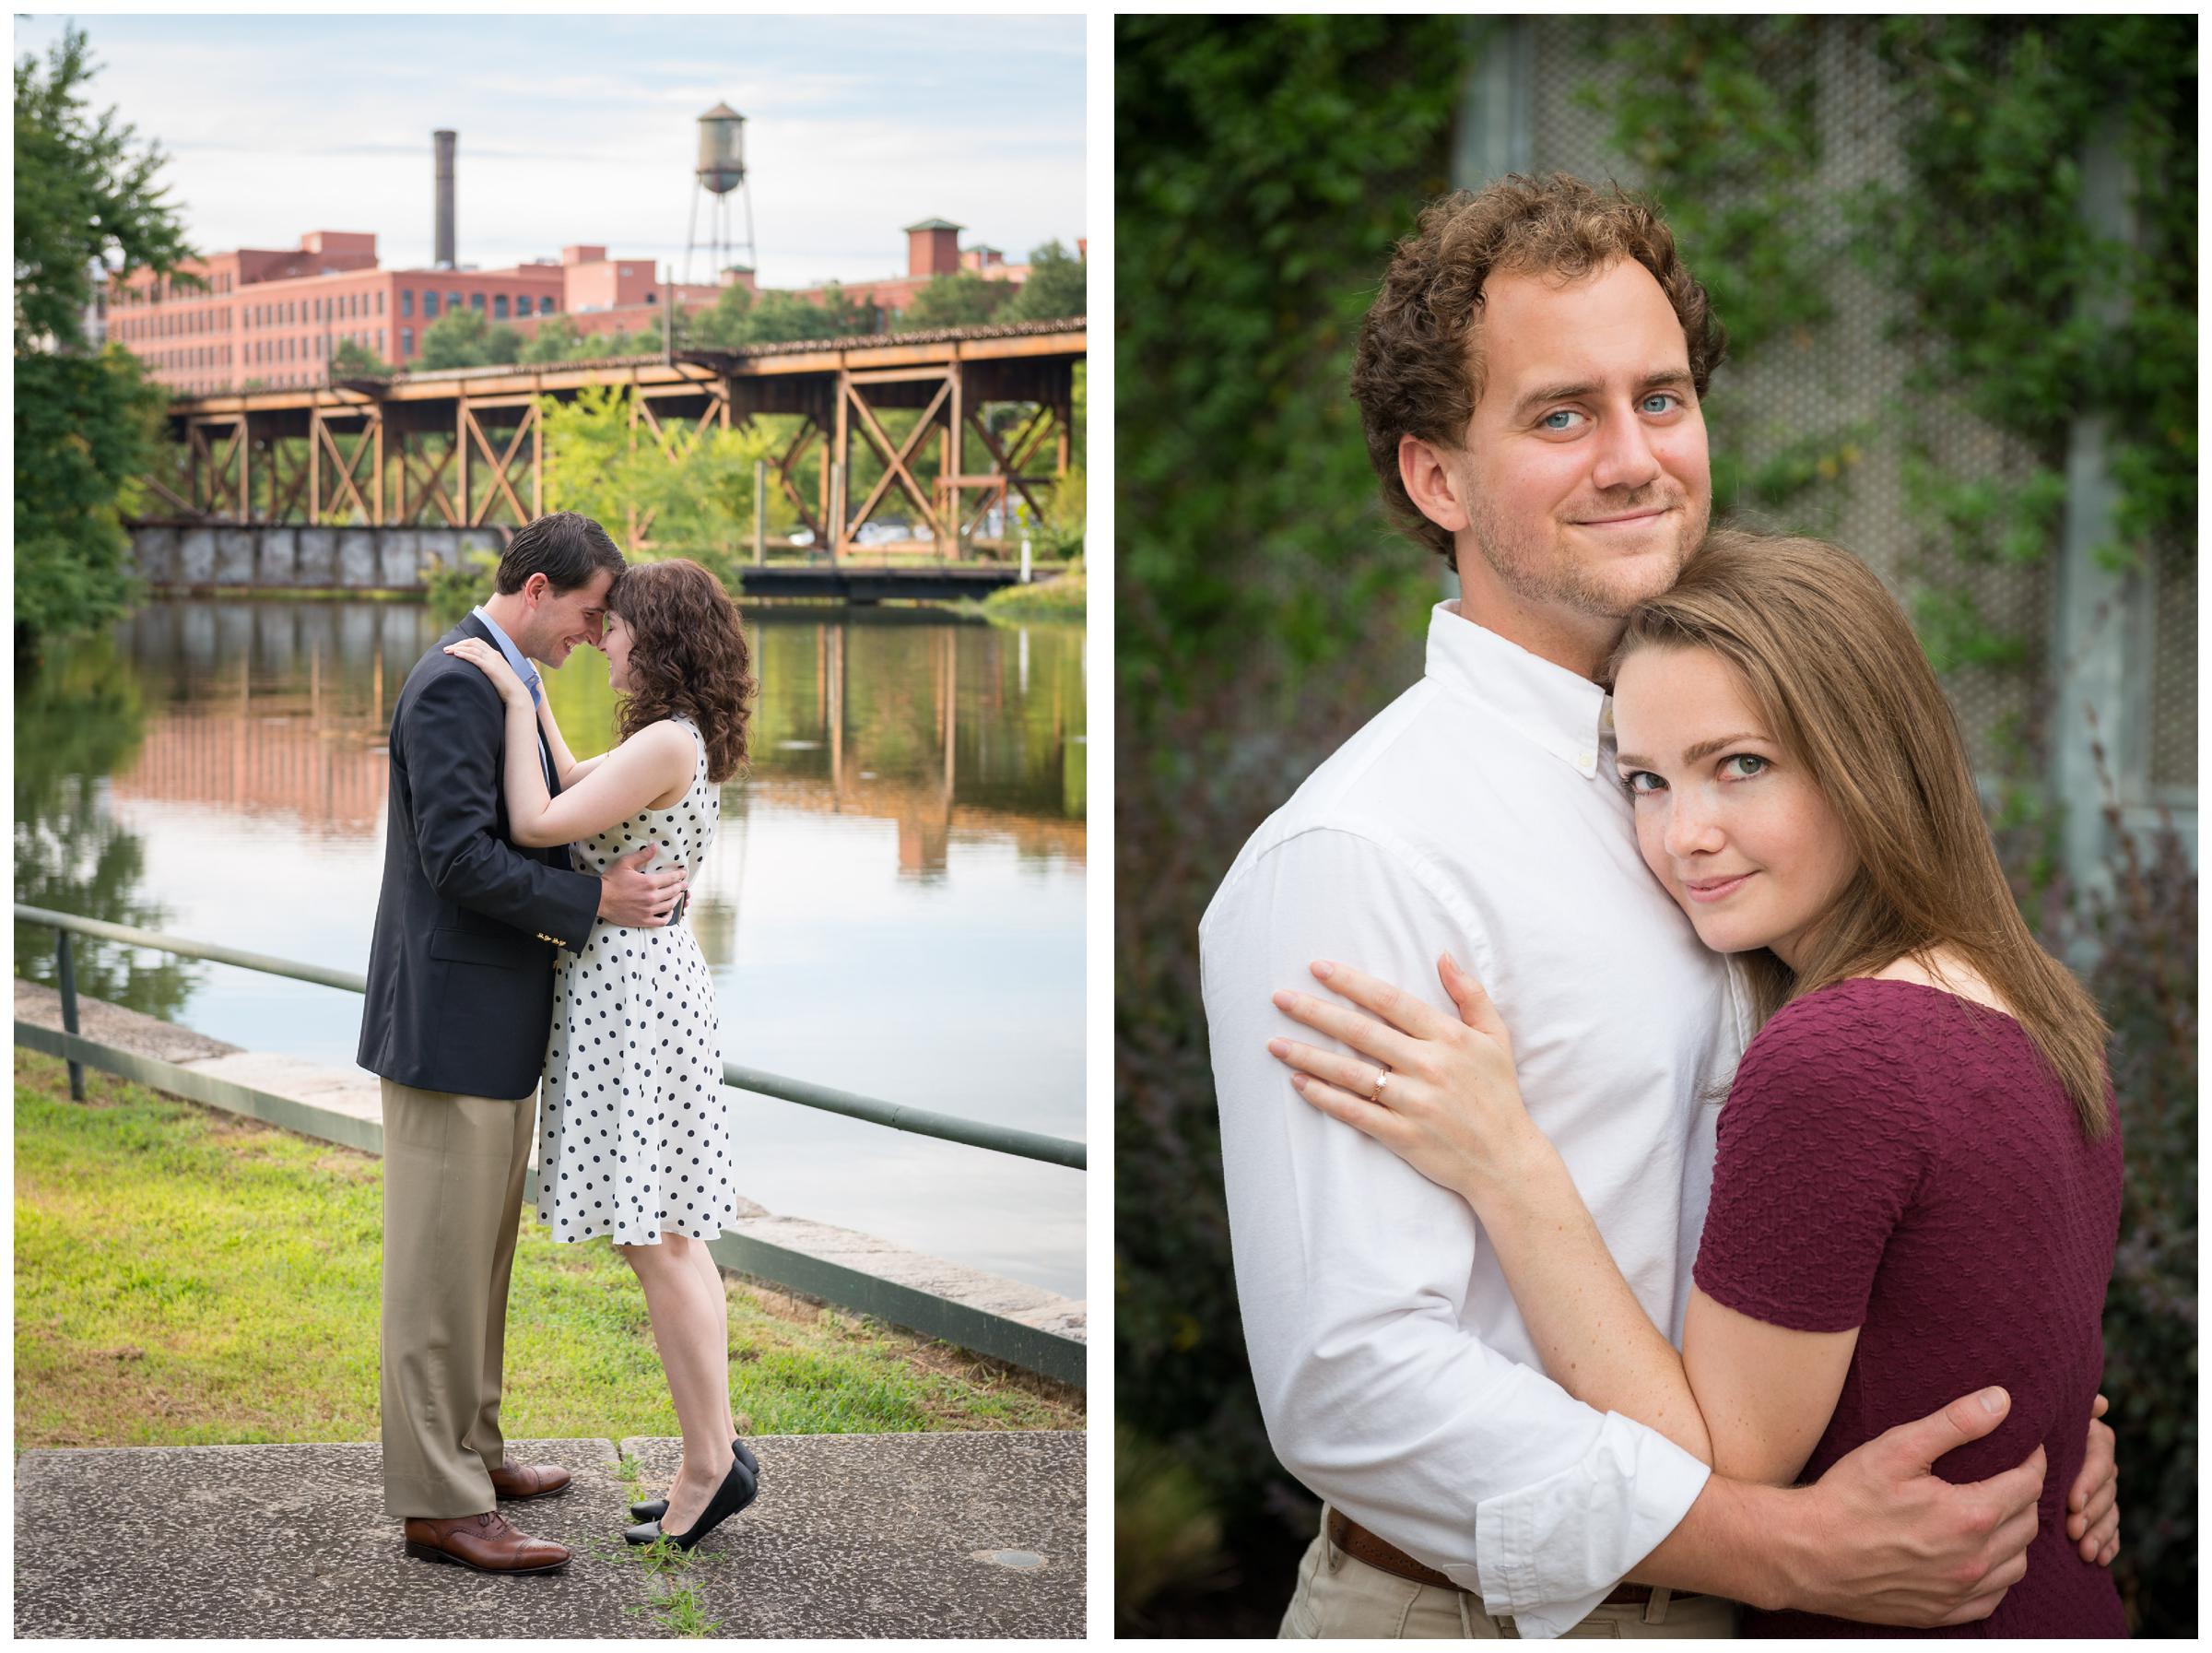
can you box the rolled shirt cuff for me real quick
[1471,1411,1712,1639]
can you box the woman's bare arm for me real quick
[1271,952,1855,1483]
[1479,1147,1856,1481]
[444,640,687,847]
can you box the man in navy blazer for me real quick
[359,512,683,1574]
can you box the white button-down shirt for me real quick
[1200,601,1750,1637]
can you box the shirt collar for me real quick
[472,606,542,705]
[1424,600,1611,780]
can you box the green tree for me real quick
[15,25,198,654]
[1003,240,1087,323]
[899,269,1016,330]
[539,383,787,581]
[686,281,756,349]
[517,313,586,364]
[418,305,523,370]
[329,337,392,377]
[744,282,874,342]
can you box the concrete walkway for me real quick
[15,1431,1084,1638]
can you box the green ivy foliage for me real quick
[1116,14,1466,738]
[1868,18,2194,561]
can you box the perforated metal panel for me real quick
[2152,547,2196,791]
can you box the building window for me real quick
[542,296,555,315]
[469,291,484,312]
[448,291,462,314]
[376,290,384,316]
[401,327,413,357]
[493,294,509,320]
[401,289,414,318]
[423,290,438,318]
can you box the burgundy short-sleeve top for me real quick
[1692,978,2125,1638]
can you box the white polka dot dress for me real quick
[538,717,735,1246]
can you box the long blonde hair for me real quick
[1608,528,2112,1138]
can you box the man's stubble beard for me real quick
[1462,486,1710,620]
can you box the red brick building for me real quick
[105,218,1070,392]
[107,230,567,394]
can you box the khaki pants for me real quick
[1278,1507,1739,1639]
[378,1079,537,1518]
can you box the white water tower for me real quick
[685,102,758,289]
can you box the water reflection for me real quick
[14,598,1087,1298]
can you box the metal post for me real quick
[753,458,767,564]
[830,462,844,565]
[2050,116,2158,908]
[1020,536,1032,584]
[55,929,84,1101]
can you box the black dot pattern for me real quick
[539,716,736,1246]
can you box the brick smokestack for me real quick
[433,130,456,269]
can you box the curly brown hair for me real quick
[1350,173,1727,568]
[607,559,757,783]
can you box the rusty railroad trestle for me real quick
[140,320,1083,559]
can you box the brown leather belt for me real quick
[1325,1508,1695,1608]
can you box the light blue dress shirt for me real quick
[470,605,543,706]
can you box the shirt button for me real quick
[1579,749,1596,768]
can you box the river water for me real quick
[15,598,1086,1300]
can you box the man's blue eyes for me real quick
[1539,394,1681,430]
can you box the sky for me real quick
[15,12,1085,289]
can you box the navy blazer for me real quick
[357,615,602,1099]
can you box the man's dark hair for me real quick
[493,510,626,595]
[1351,173,1727,568]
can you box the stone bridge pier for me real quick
[130,523,496,593]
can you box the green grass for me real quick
[15,1050,1082,1447]
[982,569,1086,620]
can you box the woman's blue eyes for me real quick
[1621,753,1768,794]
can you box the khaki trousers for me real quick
[1278,1507,1739,1639]
[378,1078,537,1518]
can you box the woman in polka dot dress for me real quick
[443,556,761,1553]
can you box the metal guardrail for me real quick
[14,903,1085,1171]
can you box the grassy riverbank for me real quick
[14,1050,1081,1447]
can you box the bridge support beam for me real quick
[134,328,1083,557]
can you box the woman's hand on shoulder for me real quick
[443,639,532,709]
[1264,952,1553,1211]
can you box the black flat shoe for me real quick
[662,1451,758,1553]
[629,1438,758,1524]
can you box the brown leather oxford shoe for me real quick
[488,1461,573,1501]
[402,1510,571,1574]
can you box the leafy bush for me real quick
[424,544,498,622]
[2004,787,2197,1635]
